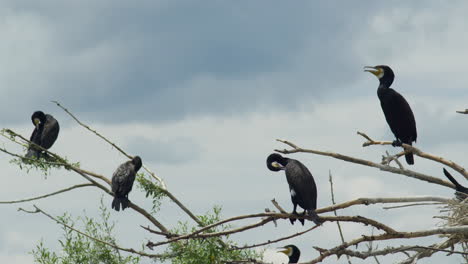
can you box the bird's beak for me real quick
[277,247,291,255]
[271,162,285,170]
[364,66,381,77]
[34,118,41,128]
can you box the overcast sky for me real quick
[1,1,468,263]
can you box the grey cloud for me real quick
[125,136,201,165]
[0,1,385,124]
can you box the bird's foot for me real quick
[289,211,300,225]
[289,217,296,225]
[392,139,402,147]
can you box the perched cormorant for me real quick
[111,156,142,211]
[365,65,417,165]
[277,245,300,263]
[443,168,468,200]
[26,111,60,159]
[267,153,321,225]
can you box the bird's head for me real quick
[132,156,142,171]
[277,244,300,263]
[364,65,395,87]
[266,153,288,172]
[31,111,46,129]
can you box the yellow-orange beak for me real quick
[364,66,382,78]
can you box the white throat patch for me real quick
[290,189,296,197]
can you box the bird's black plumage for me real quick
[278,244,300,263]
[267,153,321,225]
[111,156,142,211]
[443,168,468,200]
[26,111,60,159]
[365,65,417,165]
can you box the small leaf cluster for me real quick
[136,172,166,214]
[31,199,140,264]
[164,206,260,264]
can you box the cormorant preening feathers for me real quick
[443,168,468,200]
[365,65,417,165]
[111,156,142,211]
[267,153,321,225]
[278,244,300,263]
[26,111,60,159]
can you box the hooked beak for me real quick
[364,66,380,77]
[277,247,291,255]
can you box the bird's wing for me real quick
[285,160,318,210]
[380,88,417,142]
[111,162,136,196]
[40,115,60,149]
[112,162,132,193]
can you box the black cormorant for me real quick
[365,65,417,165]
[111,156,142,211]
[267,153,321,225]
[277,245,300,263]
[443,168,468,200]
[26,111,60,159]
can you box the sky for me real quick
[1,1,468,263]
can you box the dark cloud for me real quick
[0,1,385,124]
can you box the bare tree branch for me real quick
[0,184,93,204]
[275,138,458,189]
[307,226,468,263]
[357,132,468,180]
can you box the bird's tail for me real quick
[111,196,130,212]
[404,142,414,165]
[307,210,323,226]
[443,168,462,189]
[25,148,40,159]
[405,153,414,165]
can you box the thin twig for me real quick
[0,184,93,204]
[231,225,319,251]
[328,170,352,264]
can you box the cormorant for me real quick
[443,168,468,200]
[111,156,142,211]
[365,65,417,165]
[266,153,321,225]
[26,111,60,159]
[277,245,300,263]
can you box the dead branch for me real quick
[307,226,468,263]
[0,184,93,204]
[357,132,468,180]
[275,139,457,189]
[232,225,319,251]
